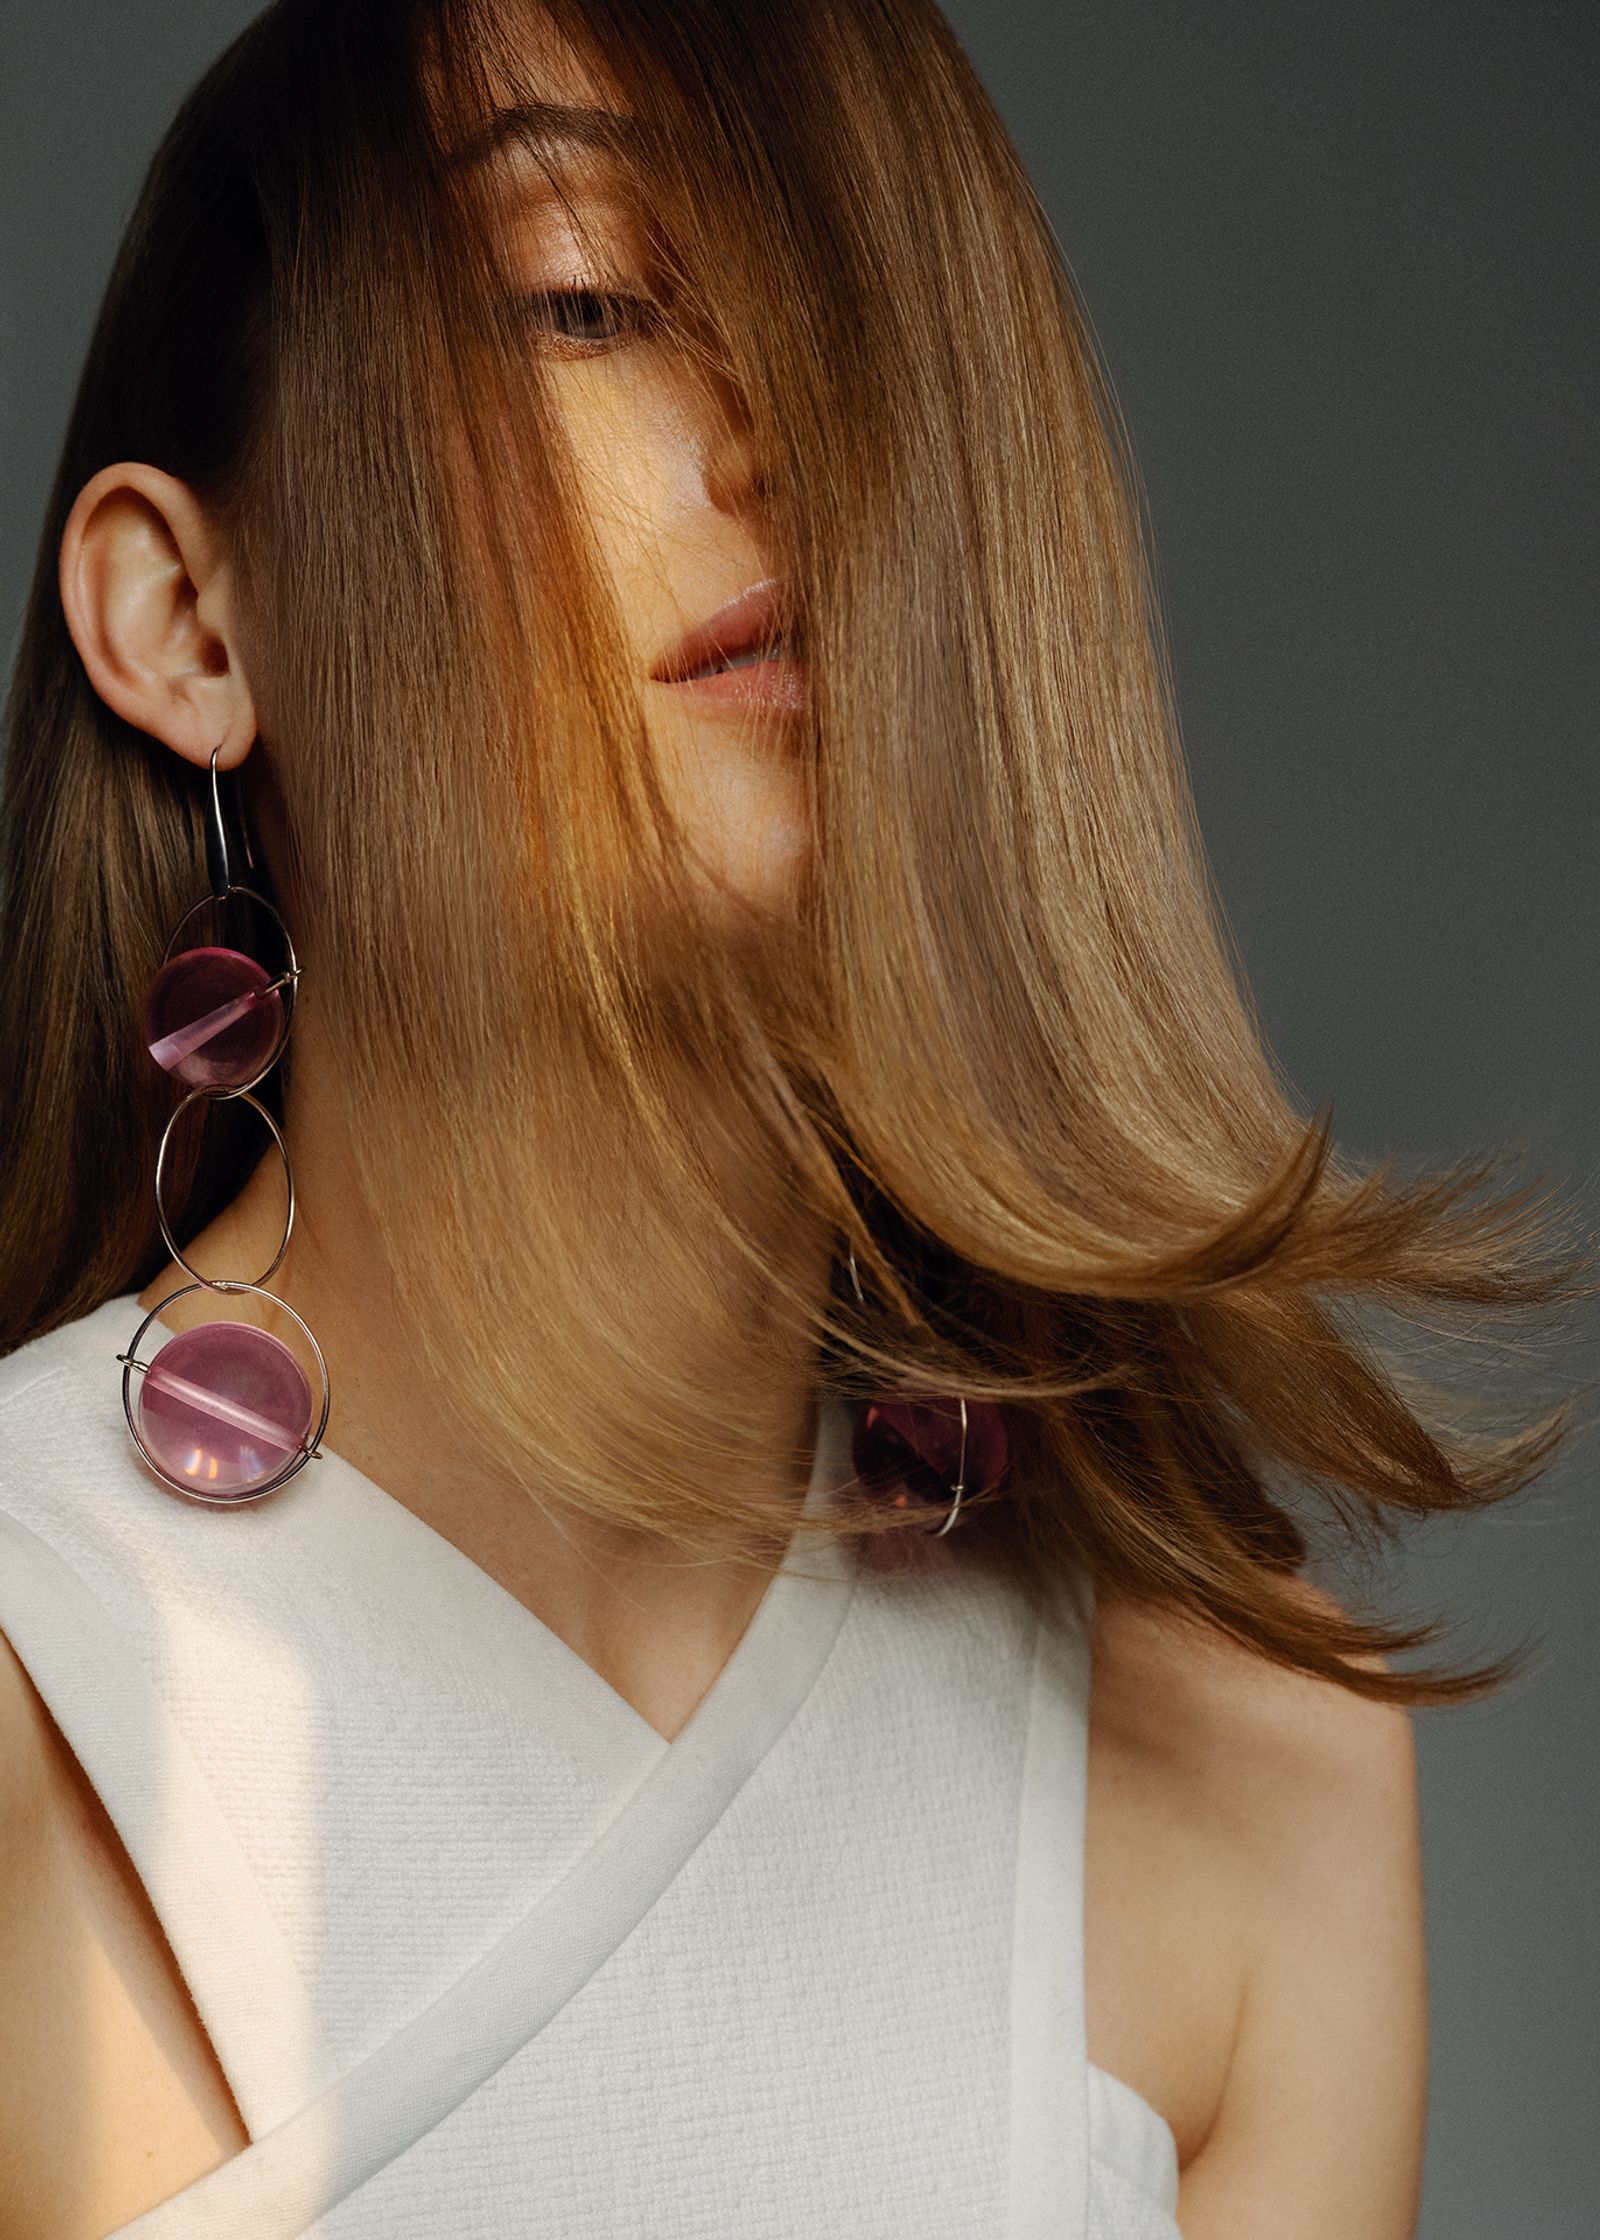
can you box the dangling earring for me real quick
[842,1240,1009,1534]
[116,745,330,1504]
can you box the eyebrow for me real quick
[450,99,639,171]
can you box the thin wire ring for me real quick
[117,1279,330,1504]
[159,884,298,981]
[154,1087,295,1290]
[844,1238,969,1536]
[930,1396,969,1537]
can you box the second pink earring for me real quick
[842,1241,1010,1535]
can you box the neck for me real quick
[138,1028,837,1745]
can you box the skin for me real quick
[0,56,1427,2240]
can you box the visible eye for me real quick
[513,284,659,353]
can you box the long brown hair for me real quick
[0,0,1586,1703]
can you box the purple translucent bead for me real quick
[137,1320,313,1499]
[144,946,284,1090]
[852,1391,1009,1515]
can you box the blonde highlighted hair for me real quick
[0,0,1586,1701]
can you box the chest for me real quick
[13,1575,1032,2234]
[17,1598,1192,2240]
[0,1331,1183,2236]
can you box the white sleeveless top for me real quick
[0,1291,1182,2238]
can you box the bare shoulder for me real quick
[1091,1575,1419,1841]
[1087,1579,1426,2239]
[0,1623,53,1874]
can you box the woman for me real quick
[0,0,1581,2234]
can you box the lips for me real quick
[650,579,807,714]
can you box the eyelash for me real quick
[513,285,659,353]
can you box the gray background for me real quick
[2,1,1594,2231]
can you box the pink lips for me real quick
[650,579,807,715]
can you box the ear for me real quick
[58,463,257,773]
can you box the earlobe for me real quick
[58,461,257,770]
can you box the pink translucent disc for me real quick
[145,946,283,1089]
[137,1320,313,1498]
[852,1392,1009,1512]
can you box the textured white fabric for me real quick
[0,1291,1182,2237]
[1090,2070,1181,2227]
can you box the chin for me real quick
[695,821,810,937]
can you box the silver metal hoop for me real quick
[117,1279,331,1505]
[844,1230,970,1537]
[154,1086,295,1290]
[160,882,299,984]
[930,1395,969,1538]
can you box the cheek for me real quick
[553,367,705,648]
[539,362,812,924]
